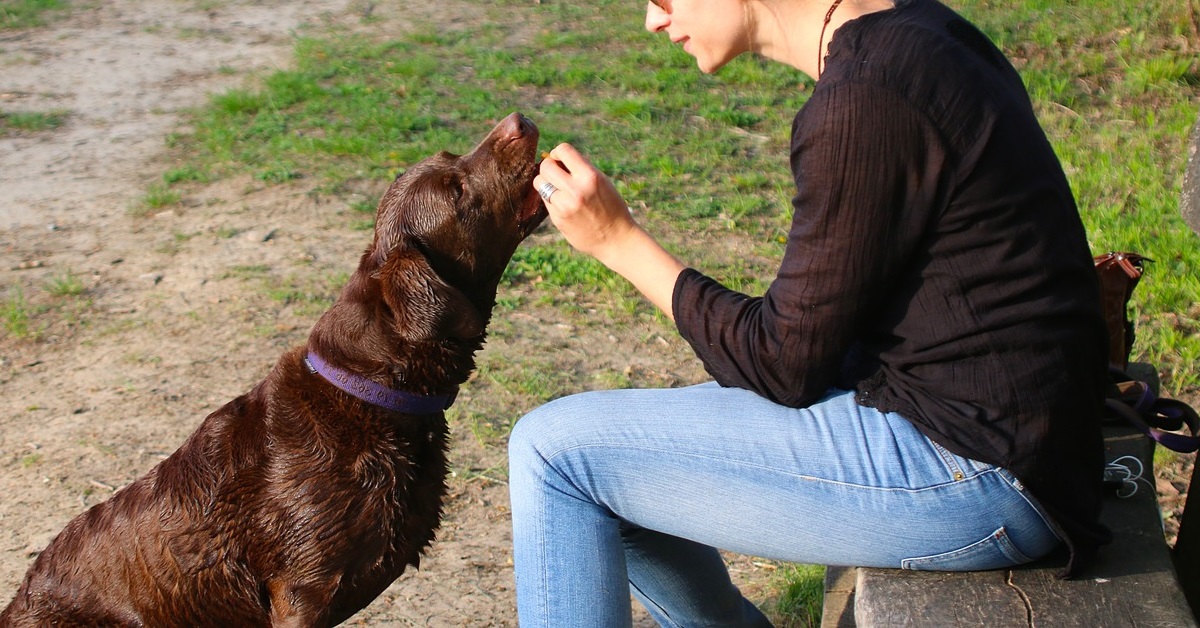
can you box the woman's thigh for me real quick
[508,382,1060,570]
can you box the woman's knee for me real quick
[508,391,599,468]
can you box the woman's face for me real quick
[645,0,750,74]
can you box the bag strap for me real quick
[1105,371,1200,453]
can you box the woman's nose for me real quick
[645,1,669,33]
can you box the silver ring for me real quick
[537,181,558,202]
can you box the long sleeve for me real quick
[673,83,951,408]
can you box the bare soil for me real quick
[0,1,782,625]
[0,1,1192,626]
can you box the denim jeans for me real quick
[507,383,1062,627]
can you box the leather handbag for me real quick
[1094,251,1147,371]
[1094,251,1199,453]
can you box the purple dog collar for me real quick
[304,351,454,415]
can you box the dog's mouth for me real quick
[469,112,549,238]
[517,162,549,237]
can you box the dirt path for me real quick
[0,0,524,624]
[0,2,781,624]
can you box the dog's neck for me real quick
[306,301,487,397]
[303,350,456,414]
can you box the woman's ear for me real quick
[377,243,484,341]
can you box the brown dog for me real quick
[0,112,547,627]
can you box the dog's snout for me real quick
[515,113,536,137]
[494,112,537,142]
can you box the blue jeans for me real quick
[507,384,1063,627]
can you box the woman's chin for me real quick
[690,49,736,74]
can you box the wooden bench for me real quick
[820,363,1197,627]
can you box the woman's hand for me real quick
[533,143,637,261]
[532,143,686,321]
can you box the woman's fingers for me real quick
[546,143,589,174]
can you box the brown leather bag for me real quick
[1093,251,1147,371]
[1094,251,1199,454]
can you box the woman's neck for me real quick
[747,0,896,78]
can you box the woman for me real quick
[510,0,1112,624]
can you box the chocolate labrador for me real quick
[0,112,547,627]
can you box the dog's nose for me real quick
[498,112,537,140]
[516,113,537,136]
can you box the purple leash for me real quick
[304,351,454,415]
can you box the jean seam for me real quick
[928,440,969,481]
[628,579,682,628]
[900,526,1034,570]
[995,468,1063,543]
[542,443,975,495]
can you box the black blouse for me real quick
[672,0,1111,575]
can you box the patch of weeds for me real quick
[504,243,615,289]
[458,409,514,446]
[122,352,163,366]
[20,453,42,468]
[0,0,67,30]
[0,109,69,135]
[256,163,303,184]
[130,182,182,216]
[163,165,209,184]
[347,198,376,230]
[768,564,825,628]
[478,356,568,404]
[265,272,347,316]
[494,293,525,312]
[45,270,85,297]
[155,232,193,255]
[221,264,271,283]
[2,286,41,339]
[592,369,633,390]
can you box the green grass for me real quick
[0,0,66,29]
[45,270,85,297]
[769,563,827,627]
[130,182,182,216]
[0,109,69,136]
[1,287,38,339]
[3,273,92,341]
[151,0,1200,621]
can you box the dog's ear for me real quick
[370,172,408,267]
[377,243,484,341]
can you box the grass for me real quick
[769,564,827,628]
[45,270,85,297]
[3,272,91,341]
[2,287,38,339]
[0,0,66,30]
[146,0,1199,623]
[0,109,69,136]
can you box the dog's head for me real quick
[371,112,546,279]
[320,113,546,356]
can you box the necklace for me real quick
[817,0,845,77]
